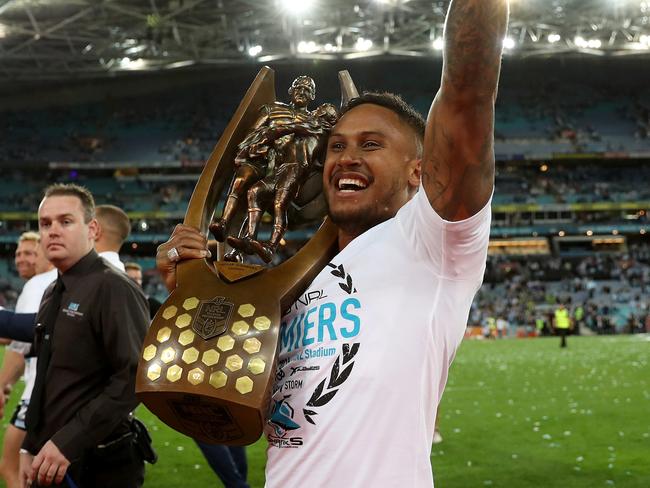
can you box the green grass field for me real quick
[2,335,648,487]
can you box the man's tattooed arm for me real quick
[422,0,509,221]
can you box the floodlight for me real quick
[503,37,516,49]
[432,38,444,50]
[248,45,262,57]
[547,33,561,43]
[280,0,315,15]
[297,40,318,53]
[574,36,587,48]
[354,37,373,51]
[119,58,147,69]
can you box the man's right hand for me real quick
[156,224,210,292]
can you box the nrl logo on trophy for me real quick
[193,297,234,340]
[136,66,359,445]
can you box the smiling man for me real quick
[157,1,508,485]
[19,184,149,488]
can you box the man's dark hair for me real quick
[341,92,426,156]
[43,183,95,223]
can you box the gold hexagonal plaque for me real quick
[182,347,199,364]
[142,344,157,361]
[202,349,220,366]
[183,297,199,311]
[162,305,177,320]
[178,330,195,346]
[253,316,271,331]
[187,367,205,385]
[167,365,182,382]
[147,363,161,381]
[232,320,249,336]
[217,335,235,352]
[156,327,172,343]
[225,354,243,372]
[209,371,227,389]
[242,338,262,354]
[160,347,176,364]
[238,304,255,318]
[175,313,192,328]
[235,376,254,394]
[248,357,266,375]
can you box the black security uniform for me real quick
[23,250,149,488]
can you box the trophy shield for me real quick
[136,67,359,445]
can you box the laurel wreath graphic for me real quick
[303,343,360,425]
[327,263,356,294]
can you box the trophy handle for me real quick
[338,70,359,108]
[177,67,276,287]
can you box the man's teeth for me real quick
[338,178,368,192]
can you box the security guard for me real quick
[553,303,572,348]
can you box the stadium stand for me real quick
[1,59,648,334]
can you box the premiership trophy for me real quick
[136,67,359,445]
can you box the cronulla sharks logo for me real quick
[267,396,304,448]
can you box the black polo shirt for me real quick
[23,249,149,461]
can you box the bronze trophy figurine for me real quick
[136,68,358,445]
[211,76,338,263]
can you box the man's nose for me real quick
[336,147,362,167]
[48,222,62,235]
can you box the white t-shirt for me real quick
[99,251,125,272]
[10,268,58,401]
[264,186,491,487]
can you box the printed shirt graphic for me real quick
[264,187,491,487]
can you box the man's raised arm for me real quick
[422,0,509,221]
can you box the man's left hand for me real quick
[31,441,70,486]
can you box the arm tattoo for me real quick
[443,0,509,96]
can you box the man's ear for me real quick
[409,158,422,190]
[88,218,100,242]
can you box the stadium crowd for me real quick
[471,243,650,336]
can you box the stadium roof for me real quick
[1,0,649,81]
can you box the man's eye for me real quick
[329,142,344,151]
[362,141,380,149]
